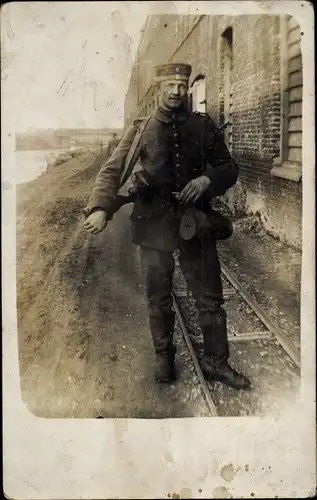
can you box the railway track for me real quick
[172,258,301,417]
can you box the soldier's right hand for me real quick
[84,210,108,234]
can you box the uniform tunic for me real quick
[86,105,239,252]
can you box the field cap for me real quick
[154,63,192,83]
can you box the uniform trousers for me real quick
[139,232,230,365]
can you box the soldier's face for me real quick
[160,79,188,109]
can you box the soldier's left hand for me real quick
[178,175,211,204]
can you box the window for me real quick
[190,75,206,113]
[271,16,302,181]
[284,16,302,164]
[222,27,233,152]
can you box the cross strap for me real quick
[119,116,151,188]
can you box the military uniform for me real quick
[85,63,250,389]
[87,107,237,245]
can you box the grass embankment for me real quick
[16,150,107,412]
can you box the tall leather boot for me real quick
[200,309,251,390]
[149,314,176,383]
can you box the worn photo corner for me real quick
[11,9,306,420]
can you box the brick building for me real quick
[124,15,303,249]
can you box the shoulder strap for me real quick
[119,116,151,188]
[194,111,212,120]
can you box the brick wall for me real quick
[124,15,302,249]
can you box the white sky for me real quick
[2,2,148,132]
[2,1,309,134]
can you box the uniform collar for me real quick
[154,105,190,123]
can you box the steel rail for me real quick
[172,293,218,417]
[220,261,301,370]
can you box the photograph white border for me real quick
[2,1,315,498]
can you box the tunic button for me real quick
[176,153,180,157]
[176,163,180,168]
[175,144,179,148]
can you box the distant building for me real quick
[124,15,303,249]
[15,127,123,152]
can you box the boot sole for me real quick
[203,372,251,390]
[155,367,176,384]
[155,375,175,384]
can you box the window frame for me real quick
[190,75,207,114]
[271,15,302,182]
[219,27,233,154]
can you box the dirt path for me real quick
[17,155,209,419]
[17,153,300,419]
[65,207,210,418]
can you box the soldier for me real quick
[106,132,120,157]
[84,63,251,390]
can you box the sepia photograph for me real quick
[2,1,315,498]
